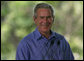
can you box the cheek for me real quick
[35,19,41,26]
[37,19,42,24]
[48,20,53,25]
[35,18,53,27]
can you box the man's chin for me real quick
[40,27,50,32]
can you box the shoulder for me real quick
[54,32,68,45]
[54,32,64,40]
[17,32,34,49]
[21,32,34,42]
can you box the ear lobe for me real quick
[53,19,54,22]
[33,16,37,24]
[52,17,54,22]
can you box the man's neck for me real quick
[39,30,51,39]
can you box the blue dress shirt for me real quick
[16,28,74,60]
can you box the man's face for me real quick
[34,8,53,33]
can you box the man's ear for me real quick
[53,16,54,22]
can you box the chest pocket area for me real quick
[48,41,63,60]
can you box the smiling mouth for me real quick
[41,23,50,26]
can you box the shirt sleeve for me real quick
[63,38,74,60]
[16,40,30,60]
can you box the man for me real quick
[16,3,74,60]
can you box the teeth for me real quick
[41,23,49,26]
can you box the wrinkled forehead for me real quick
[37,8,52,16]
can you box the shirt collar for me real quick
[49,30,56,39]
[34,28,56,41]
[34,28,42,40]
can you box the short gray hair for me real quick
[34,3,54,18]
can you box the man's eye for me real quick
[47,16,51,18]
[40,17,44,19]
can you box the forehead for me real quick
[37,8,51,16]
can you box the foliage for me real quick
[1,1,83,60]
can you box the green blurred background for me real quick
[1,1,83,60]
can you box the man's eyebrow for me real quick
[47,16,51,17]
[40,16,51,17]
[40,16,44,17]
[40,16,45,17]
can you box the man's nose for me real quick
[44,17,48,22]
